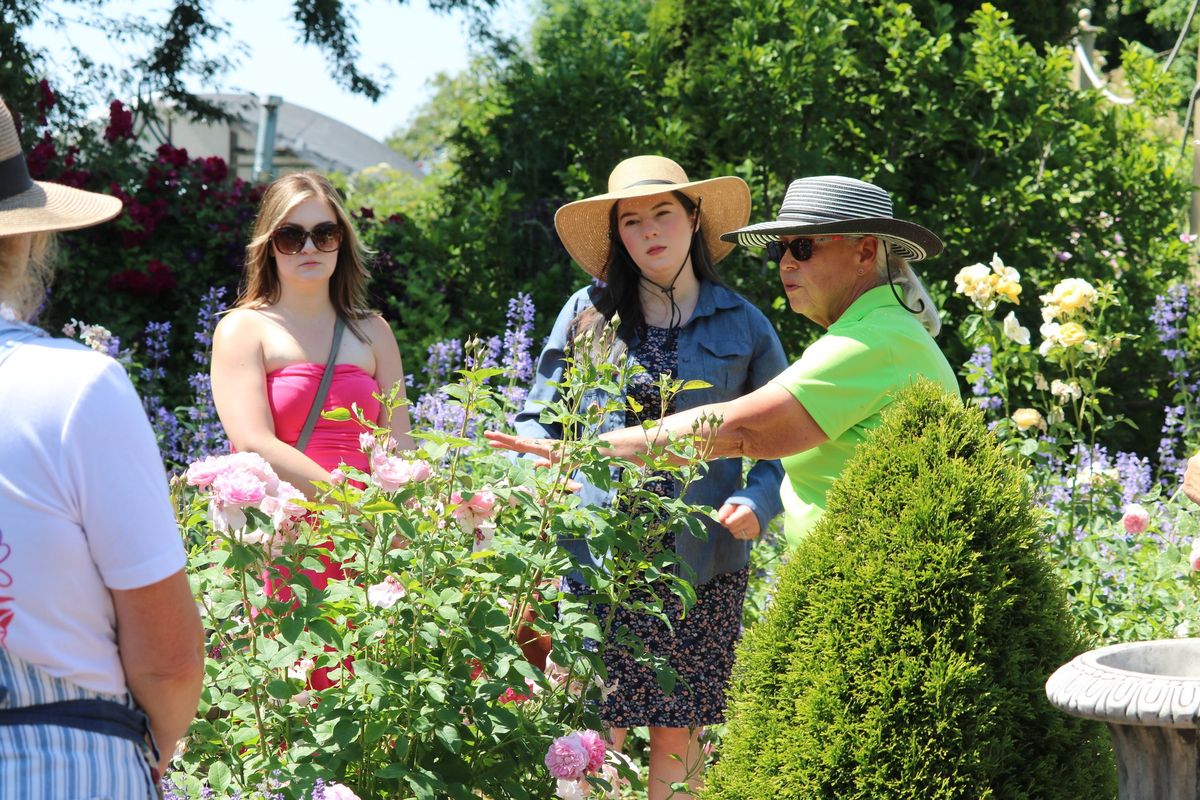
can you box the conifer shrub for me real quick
[706,380,1116,800]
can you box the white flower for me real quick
[555,779,588,800]
[79,323,114,353]
[473,521,496,553]
[1174,620,1191,638]
[367,575,407,609]
[1050,379,1082,402]
[287,657,315,681]
[1010,408,1046,432]
[0,303,18,322]
[1002,311,1030,345]
[1034,374,1050,391]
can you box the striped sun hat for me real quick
[722,175,942,261]
[0,98,122,236]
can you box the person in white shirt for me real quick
[0,96,204,798]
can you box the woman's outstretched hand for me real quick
[484,431,582,493]
[484,431,560,462]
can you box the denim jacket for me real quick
[514,281,788,585]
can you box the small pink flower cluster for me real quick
[545,729,605,781]
[185,452,306,539]
[1121,503,1150,535]
[546,730,631,799]
[369,442,432,493]
[366,575,407,609]
[450,490,500,552]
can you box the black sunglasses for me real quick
[271,222,343,255]
[764,235,852,265]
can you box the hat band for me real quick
[0,153,33,203]
[622,178,677,189]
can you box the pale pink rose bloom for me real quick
[185,455,228,488]
[324,783,362,800]
[1190,538,1200,572]
[545,733,591,780]
[360,432,376,453]
[574,729,606,773]
[452,489,499,532]
[290,690,312,706]
[1121,503,1150,535]
[367,575,407,609]
[329,469,347,486]
[287,657,315,681]
[473,522,496,553]
[555,778,588,800]
[212,470,267,507]
[407,459,432,482]
[374,456,429,492]
[543,656,570,689]
[222,451,281,493]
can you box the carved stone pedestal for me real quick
[1046,639,1200,799]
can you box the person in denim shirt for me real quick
[513,155,786,799]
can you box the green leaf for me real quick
[679,379,711,392]
[207,761,231,793]
[321,408,352,421]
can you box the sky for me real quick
[26,0,533,143]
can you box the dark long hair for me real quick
[570,190,723,361]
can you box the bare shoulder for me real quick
[213,308,268,352]
[363,314,398,346]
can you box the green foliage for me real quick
[706,381,1116,800]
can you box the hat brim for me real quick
[0,182,123,236]
[555,175,751,279]
[721,217,944,261]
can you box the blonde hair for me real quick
[236,171,373,340]
[872,239,941,336]
[0,231,55,320]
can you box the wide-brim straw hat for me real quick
[722,175,943,261]
[554,155,751,280]
[0,98,122,236]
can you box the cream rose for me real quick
[1011,408,1046,431]
[1057,321,1088,347]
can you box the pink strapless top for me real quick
[265,363,381,473]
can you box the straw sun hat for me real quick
[554,155,751,280]
[722,175,943,261]
[0,98,122,236]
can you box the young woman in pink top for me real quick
[211,173,412,687]
[211,171,413,487]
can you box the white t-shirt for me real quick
[0,334,187,695]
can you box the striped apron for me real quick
[0,321,160,799]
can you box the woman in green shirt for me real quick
[489,174,959,548]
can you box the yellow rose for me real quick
[994,279,1022,304]
[1048,278,1097,314]
[1057,321,1088,347]
[1011,408,1046,431]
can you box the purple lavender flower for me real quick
[193,285,228,363]
[966,345,993,397]
[1157,405,1187,486]
[1151,284,1188,344]
[503,292,536,383]
[1114,451,1152,504]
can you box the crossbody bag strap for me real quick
[295,316,346,453]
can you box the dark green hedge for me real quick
[706,380,1115,799]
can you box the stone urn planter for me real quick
[1046,639,1200,799]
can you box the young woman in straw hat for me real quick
[0,98,204,797]
[514,155,788,798]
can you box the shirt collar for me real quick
[829,284,902,329]
[691,280,742,321]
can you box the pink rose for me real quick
[329,469,346,486]
[323,783,362,800]
[185,455,226,488]
[360,432,375,453]
[574,729,606,773]
[451,489,498,532]
[223,451,280,493]
[367,575,407,609]
[545,733,590,780]
[555,779,588,800]
[373,456,433,492]
[212,470,267,507]
[1121,503,1150,535]
[1190,539,1200,572]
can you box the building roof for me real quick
[180,93,421,178]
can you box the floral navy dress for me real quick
[602,324,749,729]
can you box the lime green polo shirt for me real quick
[773,285,959,547]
